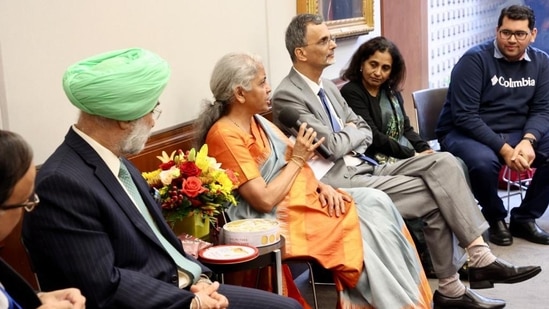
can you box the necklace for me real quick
[229,117,246,131]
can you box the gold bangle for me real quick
[291,154,306,163]
[290,157,304,168]
[291,155,306,165]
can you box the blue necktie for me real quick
[354,152,379,166]
[118,161,202,283]
[318,88,378,166]
[318,88,342,132]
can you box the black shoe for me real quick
[509,220,549,245]
[468,258,541,289]
[458,262,469,281]
[488,220,513,246]
[433,289,505,309]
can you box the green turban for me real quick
[63,48,170,121]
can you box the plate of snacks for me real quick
[198,245,259,264]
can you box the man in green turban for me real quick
[23,48,303,309]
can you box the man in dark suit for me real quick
[271,13,541,309]
[22,48,302,309]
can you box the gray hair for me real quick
[285,14,324,62]
[194,52,263,147]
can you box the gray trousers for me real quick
[322,152,489,278]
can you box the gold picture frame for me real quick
[297,0,374,39]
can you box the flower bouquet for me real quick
[142,144,239,237]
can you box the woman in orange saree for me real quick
[195,52,432,309]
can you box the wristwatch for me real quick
[522,136,537,148]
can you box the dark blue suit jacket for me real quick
[0,258,41,308]
[22,127,210,309]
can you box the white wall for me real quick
[427,0,524,88]
[0,0,380,164]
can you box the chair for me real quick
[412,88,533,214]
[283,258,319,309]
[412,87,471,186]
[501,166,533,213]
[411,87,448,149]
[411,87,469,271]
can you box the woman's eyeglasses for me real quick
[1,193,40,212]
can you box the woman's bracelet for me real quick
[291,155,306,165]
[292,154,306,163]
[290,157,304,168]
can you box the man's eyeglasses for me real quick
[1,193,40,212]
[498,30,530,41]
[151,106,162,120]
[302,36,336,47]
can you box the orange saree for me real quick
[206,115,432,308]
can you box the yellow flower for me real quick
[142,170,162,187]
[194,144,219,172]
[156,150,176,163]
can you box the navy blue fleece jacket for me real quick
[436,40,549,153]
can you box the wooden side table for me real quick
[199,236,285,295]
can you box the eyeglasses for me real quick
[302,36,336,47]
[151,106,162,120]
[498,29,530,41]
[1,193,40,212]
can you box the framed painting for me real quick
[297,0,374,39]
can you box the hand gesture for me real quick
[317,182,351,217]
[291,122,325,163]
[500,141,535,172]
[37,288,86,309]
[510,140,535,172]
[190,281,229,309]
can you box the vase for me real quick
[171,215,210,240]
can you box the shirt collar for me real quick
[493,39,531,61]
[72,124,121,176]
[292,67,325,95]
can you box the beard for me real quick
[119,118,152,156]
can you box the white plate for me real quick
[198,245,259,264]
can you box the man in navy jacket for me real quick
[437,4,549,246]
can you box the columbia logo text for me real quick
[491,75,536,87]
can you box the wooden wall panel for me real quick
[380,0,429,129]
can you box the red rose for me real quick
[181,176,207,198]
[179,161,201,177]
[159,161,175,170]
[190,198,202,207]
